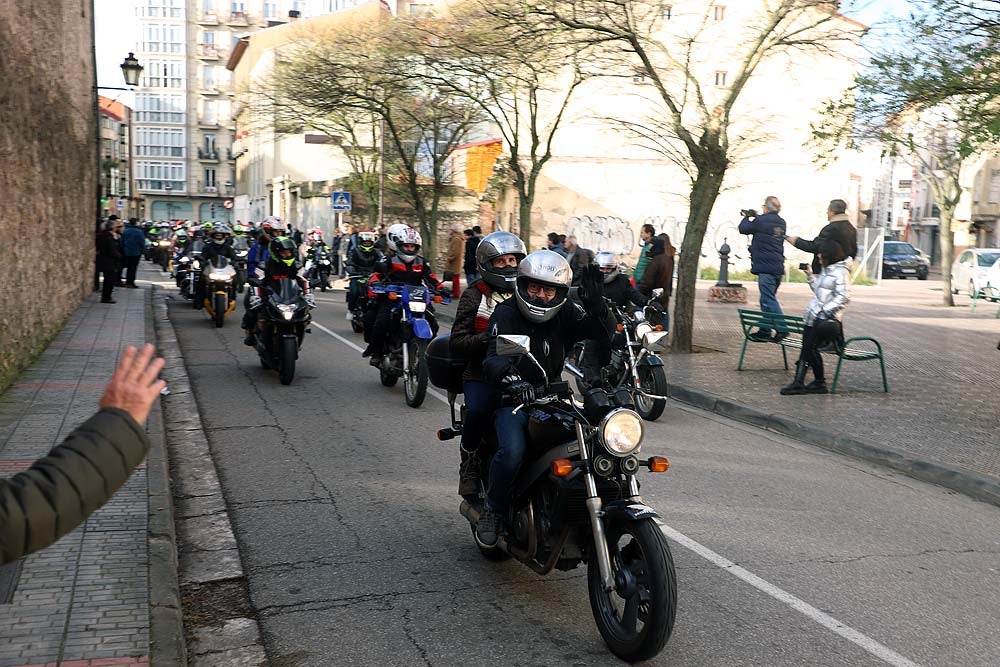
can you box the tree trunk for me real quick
[518,197,532,250]
[671,167,726,353]
[939,208,955,307]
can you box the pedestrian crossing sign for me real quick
[331,191,352,211]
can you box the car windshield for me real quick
[885,243,917,256]
[977,252,1000,267]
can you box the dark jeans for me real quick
[487,407,529,514]
[124,255,141,286]
[100,266,117,301]
[797,323,840,382]
[461,380,495,453]
[757,273,783,334]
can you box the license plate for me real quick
[901,268,916,273]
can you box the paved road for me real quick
[168,290,1000,667]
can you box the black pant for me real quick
[798,324,840,382]
[124,255,141,286]
[100,266,117,301]
[369,299,438,355]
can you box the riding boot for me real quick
[804,359,828,393]
[780,361,809,395]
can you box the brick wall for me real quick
[0,1,96,390]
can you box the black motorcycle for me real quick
[252,278,312,385]
[304,246,333,292]
[427,334,677,662]
[568,297,669,421]
[176,241,205,304]
[232,238,249,294]
[150,233,173,272]
[346,273,370,334]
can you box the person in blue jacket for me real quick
[242,218,278,341]
[738,196,787,341]
[120,218,147,288]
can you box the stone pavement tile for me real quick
[0,278,159,667]
[670,281,1000,483]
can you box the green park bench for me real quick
[736,309,889,393]
[969,285,1000,318]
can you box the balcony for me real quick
[197,148,220,161]
[198,116,220,129]
[196,182,223,196]
[198,79,222,94]
[226,148,236,161]
[197,44,221,60]
[228,11,249,25]
[195,11,220,24]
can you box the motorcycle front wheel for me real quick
[319,271,329,292]
[213,293,226,328]
[588,517,677,663]
[634,365,667,422]
[279,336,297,385]
[403,339,429,408]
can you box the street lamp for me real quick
[120,53,143,87]
[165,184,174,221]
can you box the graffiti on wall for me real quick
[567,215,635,255]
[642,215,749,262]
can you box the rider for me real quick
[242,218,280,344]
[194,223,237,308]
[449,232,526,502]
[345,230,381,321]
[363,225,449,366]
[477,252,612,548]
[242,236,314,345]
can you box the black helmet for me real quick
[514,250,572,323]
[269,236,298,267]
[476,231,526,292]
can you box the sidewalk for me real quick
[663,279,1000,504]
[0,266,182,667]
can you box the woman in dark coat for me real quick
[95,219,123,303]
[638,234,675,329]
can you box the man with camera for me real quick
[739,196,787,341]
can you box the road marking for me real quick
[313,316,921,667]
[311,321,450,405]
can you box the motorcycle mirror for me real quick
[496,334,531,357]
[652,288,664,298]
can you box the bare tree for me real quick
[516,0,865,352]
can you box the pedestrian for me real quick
[739,196,787,341]
[331,228,343,276]
[781,239,850,395]
[637,233,675,330]
[1,344,165,565]
[96,219,123,304]
[633,223,655,283]
[547,232,567,257]
[786,199,858,274]
[339,224,353,278]
[564,234,595,286]
[120,218,146,288]
[446,224,464,297]
[463,229,481,284]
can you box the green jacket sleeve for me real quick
[633,247,650,282]
[0,408,149,565]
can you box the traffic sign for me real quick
[223,199,234,210]
[331,191,352,211]
[116,199,125,210]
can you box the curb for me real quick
[146,287,187,667]
[439,307,1000,506]
[664,382,1000,508]
[153,287,269,666]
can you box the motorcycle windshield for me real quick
[270,278,303,304]
[190,241,205,256]
[209,255,231,270]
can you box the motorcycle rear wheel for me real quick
[403,340,429,408]
[588,517,676,663]
[279,337,297,385]
[350,315,364,334]
[634,365,667,422]
[213,293,226,328]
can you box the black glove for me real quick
[500,373,535,405]
[577,264,605,315]
[439,285,452,299]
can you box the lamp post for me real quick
[94,52,144,226]
[165,184,174,221]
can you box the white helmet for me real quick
[514,250,572,323]
[388,225,421,263]
[594,251,620,284]
[385,223,410,254]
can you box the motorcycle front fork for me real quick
[576,422,616,592]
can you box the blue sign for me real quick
[331,191,352,211]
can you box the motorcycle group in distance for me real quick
[142,217,677,661]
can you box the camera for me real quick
[798,262,810,271]
[740,209,758,218]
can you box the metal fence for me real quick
[853,228,885,285]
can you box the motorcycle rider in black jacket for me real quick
[345,230,382,319]
[194,223,236,309]
[477,252,613,547]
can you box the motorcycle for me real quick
[252,278,312,385]
[369,283,449,408]
[567,294,669,421]
[202,256,237,328]
[346,273,370,334]
[426,333,677,662]
[306,246,333,292]
[232,242,249,294]
[175,242,204,303]
[151,235,173,272]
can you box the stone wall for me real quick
[0,2,97,389]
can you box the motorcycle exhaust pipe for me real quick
[636,389,670,401]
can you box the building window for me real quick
[663,5,672,20]
[204,168,217,188]
[713,5,725,21]
[143,59,185,89]
[136,160,186,192]
[136,93,184,123]
[715,71,727,86]
[142,23,183,54]
[204,134,217,152]
[136,126,185,157]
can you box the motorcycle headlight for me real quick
[236,251,248,258]
[179,257,191,263]
[208,272,232,281]
[158,241,171,247]
[599,408,644,457]
[635,322,653,339]
[192,261,201,270]
[409,301,427,313]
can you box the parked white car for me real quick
[983,257,1000,299]
[951,248,1000,295]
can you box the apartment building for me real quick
[98,96,139,219]
[132,0,371,223]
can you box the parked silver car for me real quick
[951,248,1000,295]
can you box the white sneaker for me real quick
[345,311,353,321]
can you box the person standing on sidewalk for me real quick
[0,344,165,565]
[781,240,850,395]
[564,235,595,286]
[638,234,675,330]
[96,219,123,303]
[446,224,464,298]
[120,218,146,288]
[739,196,787,341]
[633,223,655,283]
[786,198,858,273]
[463,229,482,284]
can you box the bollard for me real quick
[707,237,748,304]
[715,238,739,287]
